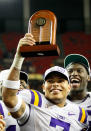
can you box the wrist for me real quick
[3,80,20,90]
[11,53,24,70]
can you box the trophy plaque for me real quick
[20,10,60,57]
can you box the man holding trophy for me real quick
[2,10,90,130]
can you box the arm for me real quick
[2,33,35,119]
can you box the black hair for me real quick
[20,72,28,83]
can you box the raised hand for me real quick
[16,33,36,57]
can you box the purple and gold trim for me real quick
[78,107,87,124]
[30,90,42,107]
[0,103,4,117]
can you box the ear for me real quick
[42,83,45,93]
[87,75,90,81]
[67,84,71,94]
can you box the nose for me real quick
[52,82,59,87]
[71,70,78,76]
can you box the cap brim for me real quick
[44,71,68,81]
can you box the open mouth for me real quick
[70,78,81,87]
[71,79,80,84]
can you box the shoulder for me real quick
[66,102,79,112]
[18,89,44,107]
[66,103,88,124]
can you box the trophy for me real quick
[20,10,60,57]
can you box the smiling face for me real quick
[67,63,90,92]
[43,73,70,105]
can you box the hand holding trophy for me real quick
[20,10,60,57]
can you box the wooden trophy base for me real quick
[20,44,59,57]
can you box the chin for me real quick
[72,86,80,90]
[71,87,82,92]
[51,95,63,101]
[51,93,62,98]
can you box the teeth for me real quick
[71,79,80,83]
[53,89,62,91]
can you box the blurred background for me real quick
[0,0,91,91]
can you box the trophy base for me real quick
[20,45,59,57]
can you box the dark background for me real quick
[0,0,91,90]
[0,0,90,33]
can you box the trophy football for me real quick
[20,10,60,57]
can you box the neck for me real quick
[57,101,67,107]
[69,90,87,101]
[48,98,66,107]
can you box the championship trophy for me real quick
[20,10,60,57]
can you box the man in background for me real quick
[64,54,91,127]
[20,71,30,90]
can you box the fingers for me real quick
[16,33,36,56]
[25,33,33,38]
[0,115,3,119]
[24,33,36,43]
[19,33,36,47]
[0,116,6,131]
[19,38,35,46]
[0,123,5,131]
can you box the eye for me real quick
[67,69,73,74]
[77,69,82,73]
[47,80,54,83]
[57,79,64,83]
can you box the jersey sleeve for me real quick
[0,101,20,131]
[78,106,89,130]
[0,102,4,117]
[78,107,88,125]
[18,89,42,107]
